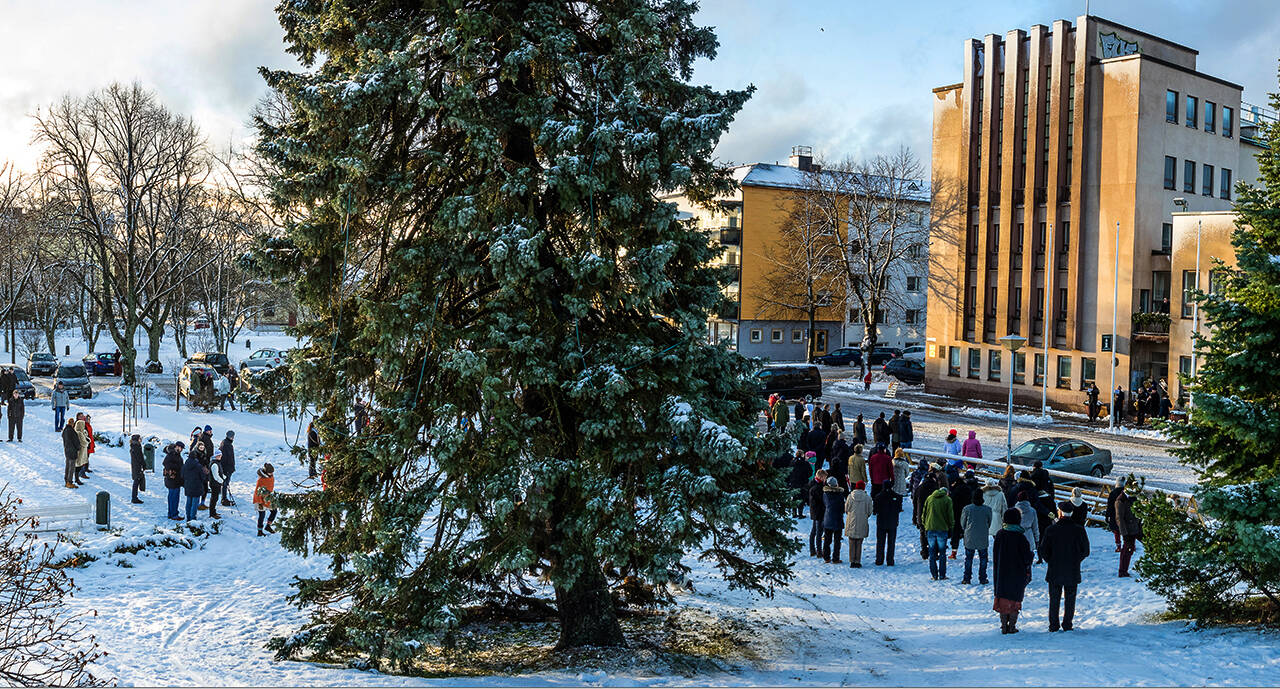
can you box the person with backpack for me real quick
[129,434,145,504]
[993,508,1034,634]
[1041,500,1091,631]
[922,485,954,580]
[254,463,277,536]
[961,490,993,585]
[163,442,185,520]
[219,431,237,506]
[842,480,871,567]
[872,479,902,566]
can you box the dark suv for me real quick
[188,352,231,376]
[27,352,57,376]
[867,347,903,366]
[757,365,822,400]
[814,347,862,366]
[55,362,94,399]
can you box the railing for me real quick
[1132,311,1170,339]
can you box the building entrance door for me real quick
[814,330,828,355]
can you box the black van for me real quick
[757,365,822,400]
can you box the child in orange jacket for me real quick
[254,463,277,536]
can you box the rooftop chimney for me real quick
[790,144,815,172]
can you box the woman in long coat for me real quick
[992,507,1034,634]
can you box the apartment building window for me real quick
[1034,288,1045,319]
[966,285,977,316]
[1034,353,1045,386]
[1058,222,1069,256]
[1161,223,1173,254]
[1082,357,1096,385]
[1223,106,1233,138]
[908,243,923,258]
[1182,270,1198,318]
[1057,287,1068,315]
[876,308,886,324]
[1056,355,1072,389]
[906,276,922,292]
[1013,287,1023,315]
[1166,90,1178,123]
[1183,159,1196,193]
[1205,101,1216,132]
[1221,169,1233,200]
[1202,163,1214,196]
[988,350,1002,382]
[1209,270,1226,295]
[988,286,998,316]
[1014,223,1024,253]
[1034,222,1046,269]
[771,329,783,343]
[905,309,921,325]
[1013,351,1026,384]
[1179,355,1192,379]
[1163,156,1177,190]
[1186,95,1198,128]
[749,328,763,343]
[792,329,803,343]
[949,347,961,376]
[989,224,1000,253]
[968,348,981,379]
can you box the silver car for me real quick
[1004,437,1113,478]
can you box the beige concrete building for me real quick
[926,14,1268,412]
[1167,210,1243,404]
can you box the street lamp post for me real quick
[1000,333,1028,459]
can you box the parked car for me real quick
[55,362,93,399]
[193,316,211,330]
[188,351,231,376]
[240,347,288,373]
[884,358,925,384]
[1002,437,1114,478]
[867,347,903,366]
[756,364,822,400]
[0,364,36,399]
[179,363,229,407]
[814,347,863,367]
[901,345,926,361]
[82,352,119,376]
[26,352,57,376]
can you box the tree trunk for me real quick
[553,556,624,649]
[119,340,138,385]
[146,321,166,367]
[43,325,55,355]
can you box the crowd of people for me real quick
[1084,379,1175,426]
[768,393,1146,634]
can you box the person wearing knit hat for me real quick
[1115,479,1144,577]
[1040,497,1091,631]
[808,470,829,558]
[1069,488,1088,526]
[1106,476,1126,551]
[821,475,848,563]
[843,479,872,568]
[992,506,1034,634]
[982,478,1008,540]
[942,429,962,456]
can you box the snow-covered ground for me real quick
[2,332,1276,685]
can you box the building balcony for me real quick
[719,228,742,246]
[1132,311,1170,343]
[716,299,741,321]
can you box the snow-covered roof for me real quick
[738,163,931,203]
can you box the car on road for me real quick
[187,351,231,376]
[1003,437,1114,478]
[54,361,93,399]
[814,347,862,367]
[867,347,903,366]
[26,352,57,376]
[0,364,36,399]
[902,345,926,361]
[240,347,289,373]
[82,352,119,376]
[757,364,822,400]
[883,358,925,384]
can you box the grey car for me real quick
[55,362,94,400]
[1004,436,1113,478]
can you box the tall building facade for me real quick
[927,15,1266,410]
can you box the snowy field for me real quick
[2,333,1277,685]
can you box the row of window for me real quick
[750,328,813,345]
[946,346,1097,389]
[1162,156,1232,200]
[1166,90,1234,138]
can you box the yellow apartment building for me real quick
[1167,210,1244,404]
[927,14,1268,411]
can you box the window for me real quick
[1014,223,1024,253]
[1221,168,1232,200]
[1056,355,1072,389]
[988,350,1002,382]
[1013,351,1026,384]
[749,328,763,343]
[1013,287,1022,315]
[989,224,1000,253]
[1205,101,1216,132]
[1058,221,1069,255]
[1179,355,1192,377]
[907,243,923,259]
[1183,159,1196,193]
[1181,270,1198,319]
[1034,288,1045,319]
[1058,287,1068,316]
[1161,223,1173,254]
[905,309,921,325]
[1163,156,1176,190]
[1166,90,1178,123]
[1186,95,1197,128]
[968,348,981,379]
[1033,353,1045,386]
[771,329,783,343]
[906,276,922,292]
[949,347,961,377]
[1082,357,1096,385]
[1209,270,1226,295]
[791,329,803,343]
[988,286,998,316]
[875,308,886,324]
[1223,106,1233,138]
[1202,163,1214,196]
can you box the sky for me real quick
[0,0,1276,174]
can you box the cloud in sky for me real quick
[0,1,1275,175]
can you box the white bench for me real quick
[16,502,94,533]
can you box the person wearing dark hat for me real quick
[1040,500,1091,631]
[219,430,237,506]
[992,507,1034,634]
[820,475,846,563]
[1115,480,1144,577]
[162,442,185,520]
[872,412,889,447]
[912,461,939,560]
[853,413,867,446]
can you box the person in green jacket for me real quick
[922,487,955,580]
[772,398,790,432]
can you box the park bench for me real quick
[16,501,95,533]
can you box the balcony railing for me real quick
[1132,311,1170,342]
[719,228,742,246]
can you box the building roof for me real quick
[736,162,931,202]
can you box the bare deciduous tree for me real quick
[0,162,38,363]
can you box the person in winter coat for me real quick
[1106,476,1125,551]
[821,476,847,563]
[1069,488,1089,526]
[74,416,89,481]
[872,412,889,446]
[793,401,805,427]
[867,444,893,493]
[1014,490,1041,560]
[219,431,237,506]
[129,434,145,504]
[805,424,828,469]
[998,465,1018,503]
[1116,481,1144,577]
[819,404,833,434]
[912,464,939,559]
[827,434,850,487]
[6,390,24,442]
[887,410,901,448]
[1034,490,1054,562]
[1041,501,1091,631]
[83,414,96,474]
[898,411,914,448]
[61,418,81,489]
[254,463,277,536]
[51,382,69,432]
[1008,472,1038,510]
[942,429,962,456]
[772,397,790,431]
[853,414,867,446]
[907,459,929,499]
[207,451,227,519]
[1031,460,1055,507]
[1086,382,1101,422]
[948,473,973,559]
[992,507,1034,634]
[872,480,902,566]
[961,490,993,585]
[922,487,954,580]
[848,444,868,487]
[982,479,1009,539]
[891,449,911,496]
[181,449,208,521]
[787,453,812,518]
[1112,386,1126,426]
[162,442,185,520]
[843,481,872,567]
[832,403,845,432]
[808,470,829,557]
[961,430,983,459]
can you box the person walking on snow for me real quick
[51,382,69,432]
[74,415,89,482]
[61,416,81,489]
[6,390,24,441]
[872,479,902,566]
[961,490,993,585]
[163,442,185,520]
[83,414,96,475]
[922,485,954,580]
[254,463,278,536]
[843,480,872,567]
[961,430,983,460]
[129,434,145,504]
[1041,500,1090,631]
[821,476,847,563]
[1116,480,1144,577]
[992,508,1034,634]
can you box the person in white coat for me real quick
[892,449,911,496]
[843,481,873,568]
[982,478,1008,539]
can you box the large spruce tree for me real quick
[256,0,795,663]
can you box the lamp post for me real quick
[1000,333,1027,459]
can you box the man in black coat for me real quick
[948,473,972,558]
[853,414,867,446]
[1112,386,1126,426]
[993,507,1035,634]
[805,425,828,468]
[827,435,850,487]
[872,480,902,566]
[1105,477,1125,551]
[181,450,207,521]
[912,467,939,560]
[0,367,15,405]
[808,473,827,557]
[129,435,145,504]
[61,421,81,489]
[6,391,23,442]
[219,431,237,506]
[163,443,185,520]
[887,410,901,448]
[1040,501,1091,631]
[1086,382,1101,422]
[1030,460,1055,506]
[872,412,889,446]
[787,455,811,518]
[899,411,914,448]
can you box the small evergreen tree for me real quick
[256,0,796,665]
